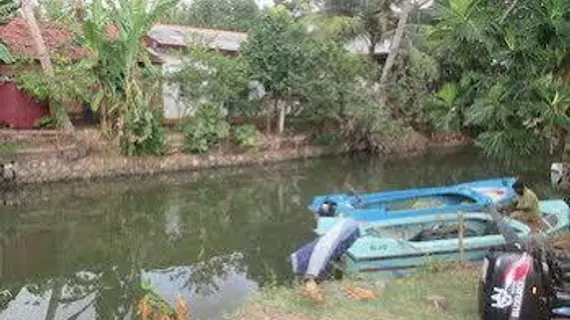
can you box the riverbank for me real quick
[231,264,480,320]
[1,128,472,185]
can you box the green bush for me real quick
[120,97,166,156]
[315,133,340,146]
[182,103,230,154]
[234,124,262,148]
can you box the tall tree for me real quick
[377,0,413,108]
[241,5,318,135]
[317,0,395,57]
[20,0,75,131]
[161,0,259,31]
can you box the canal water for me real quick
[0,147,565,319]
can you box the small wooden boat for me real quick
[292,200,570,279]
[309,177,517,223]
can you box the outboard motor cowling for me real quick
[317,200,337,217]
[479,249,553,320]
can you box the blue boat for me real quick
[292,200,570,279]
[309,177,517,223]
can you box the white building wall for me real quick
[161,55,194,120]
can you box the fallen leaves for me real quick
[300,279,324,305]
[425,295,447,311]
[341,286,377,301]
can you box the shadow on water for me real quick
[0,146,563,319]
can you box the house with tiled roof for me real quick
[0,18,87,129]
[0,18,165,128]
[0,18,395,126]
[0,18,90,61]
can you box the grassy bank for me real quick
[231,265,480,320]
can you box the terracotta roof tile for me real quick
[0,17,90,60]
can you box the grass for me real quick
[0,142,19,155]
[231,264,481,320]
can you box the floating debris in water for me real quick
[136,281,191,320]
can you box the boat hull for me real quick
[310,177,517,225]
[336,200,570,278]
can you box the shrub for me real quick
[234,124,262,148]
[181,103,230,154]
[315,133,340,146]
[120,101,166,156]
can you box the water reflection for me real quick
[0,147,563,319]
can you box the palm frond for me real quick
[0,41,13,64]
[0,0,19,24]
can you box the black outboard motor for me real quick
[478,240,570,319]
[478,245,554,320]
[317,200,337,217]
[477,204,570,320]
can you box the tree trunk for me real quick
[74,0,85,21]
[277,100,286,135]
[377,0,413,109]
[20,1,75,132]
[266,97,277,133]
[368,41,377,58]
[551,128,568,156]
[20,2,52,73]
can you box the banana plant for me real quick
[426,81,463,130]
[82,0,177,155]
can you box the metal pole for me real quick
[458,211,465,263]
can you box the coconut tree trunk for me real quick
[377,0,413,109]
[20,1,52,73]
[20,0,75,132]
[74,0,85,21]
[277,101,286,135]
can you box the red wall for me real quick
[0,82,50,129]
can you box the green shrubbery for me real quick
[181,103,230,154]
[234,124,262,148]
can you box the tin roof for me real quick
[148,24,390,55]
[149,24,247,52]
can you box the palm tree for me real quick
[377,0,413,108]
[20,0,75,131]
[316,0,395,57]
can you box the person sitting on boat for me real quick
[504,179,541,231]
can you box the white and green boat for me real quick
[293,200,570,279]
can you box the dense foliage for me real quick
[161,0,260,31]
[17,58,98,127]
[173,5,401,150]
[82,0,175,155]
[181,103,230,154]
[423,0,570,159]
[0,0,17,63]
[9,0,570,159]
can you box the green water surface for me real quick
[0,147,564,319]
